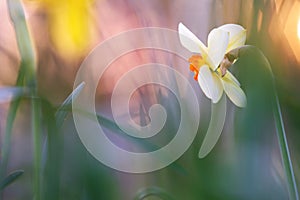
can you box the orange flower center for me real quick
[188,55,205,81]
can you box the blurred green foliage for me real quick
[1,0,300,199]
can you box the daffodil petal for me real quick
[222,78,247,107]
[198,65,223,103]
[224,71,240,86]
[178,23,207,55]
[218,24,246,53]
[207,28,229,70]
[199,93,226,158]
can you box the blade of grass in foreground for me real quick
[0,170,24,191]
[272,86,299,200]
[55,82,86,128]
[232,45,299,200]
[0,86,28,188]
[70,107,187,175]
[0,73,26,198]
[6,0,40,199]
[39,82,86,200]
[31,91,42,200]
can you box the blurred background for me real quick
[0,0,300,199]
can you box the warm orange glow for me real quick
[282,1,300,62]
[298,18,300,40]
[188,55,205,81]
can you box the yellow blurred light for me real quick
[40,0,96,58]
[298,18,300,40]
[274,0,283,13]
[283,1,300,62]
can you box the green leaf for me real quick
[0,170,24,191]
[70,108,187,175]
[55,82,85,128]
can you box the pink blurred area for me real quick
[1,0,300,105]
[0,0,212,126]
[0,0,213,105]
[1,0,300,199]
[0,1,212,198]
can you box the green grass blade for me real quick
[31,92,42,200]
[0,170,24,191]
[235,45,299,200]
[55,82,85,128]
[0,70,27,199]
[272,88,299,200]
[71,107,187,175]
[6,0,39,199]
[7,0,35,82]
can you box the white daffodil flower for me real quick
[178,22,247,107]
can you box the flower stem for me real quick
[232,45,299,200]
[0,97,21,199]
[6,0,41,199]
[31,92,42,200]
[272,86,299,200]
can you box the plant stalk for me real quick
[272,87,299,200]
[230,45,299,200]
[31,92,42,200]
[5,0,40,199]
